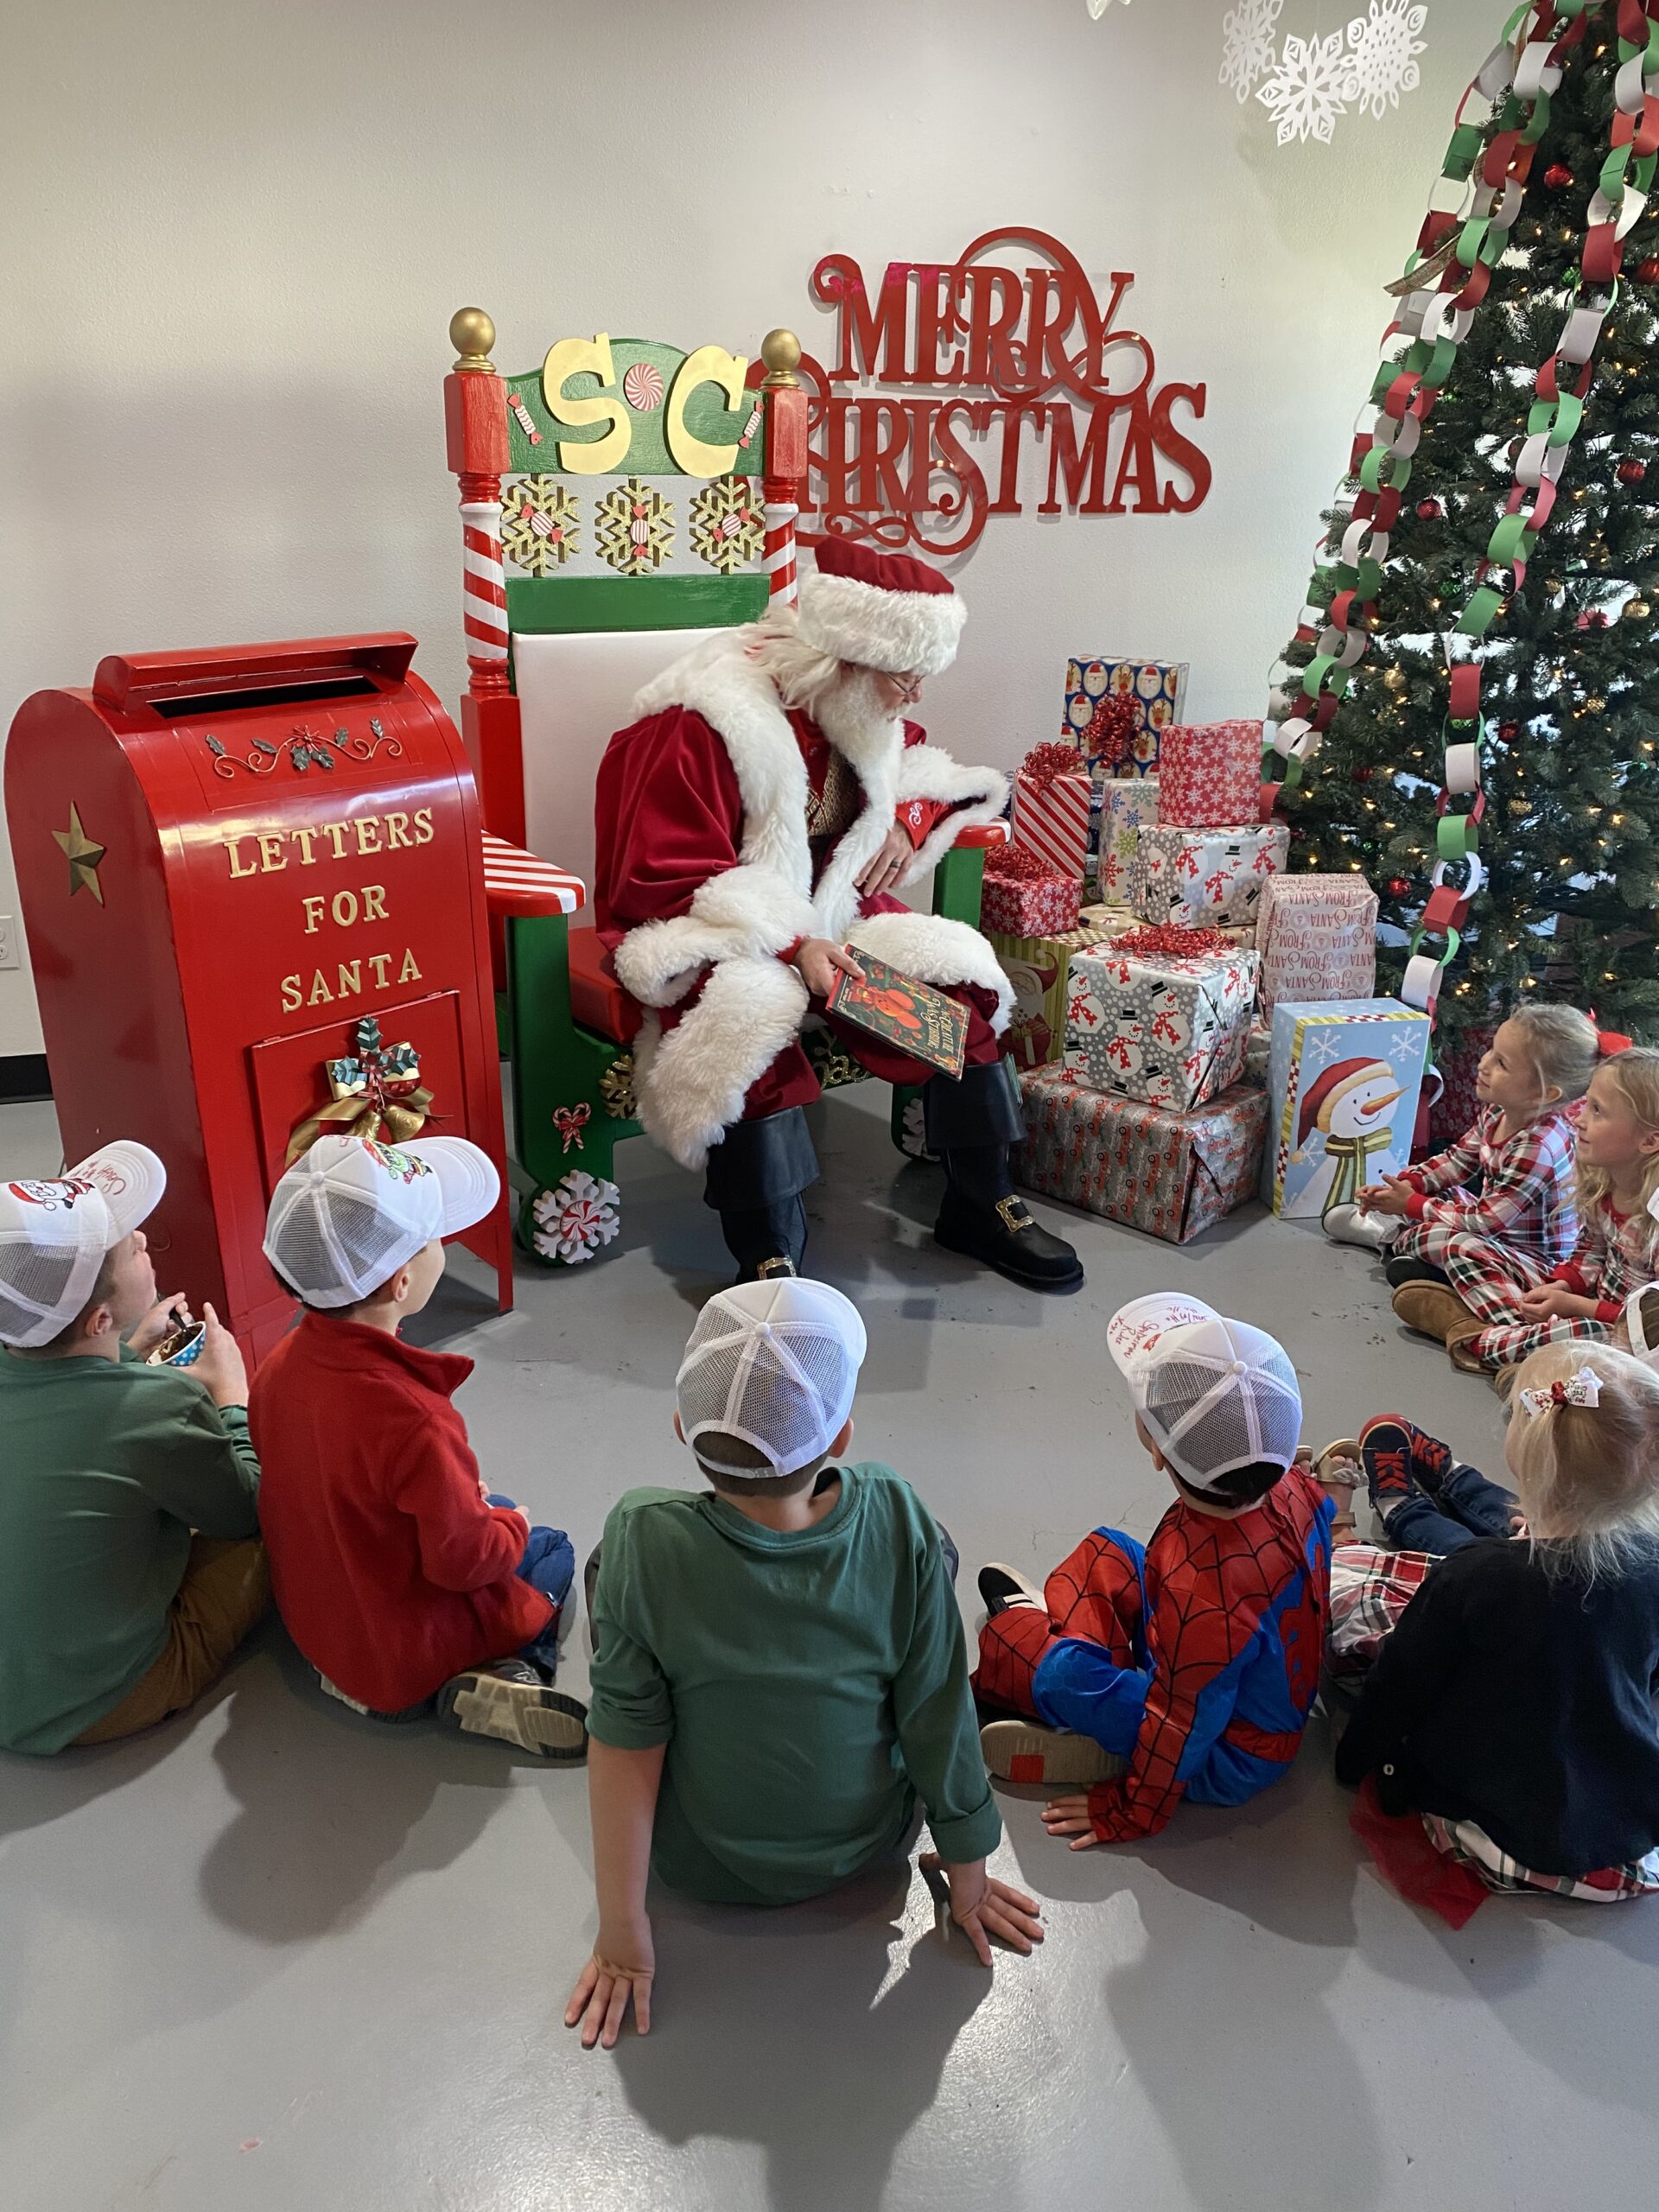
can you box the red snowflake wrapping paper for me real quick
[1012,743,1092,883]
[1129,822,1288,928]
[1255,873,1379,1015]
[1158,722,1266,830]
[1065,938,1259,1112]
[979,846,1082,937]
[1015,1067,1268,1245]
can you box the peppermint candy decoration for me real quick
[531,1170,621,1265]
[622,361,664,412]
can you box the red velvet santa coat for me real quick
[594,632,1014,1169]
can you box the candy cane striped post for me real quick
[761,327,806,608]
[444,308,524,850]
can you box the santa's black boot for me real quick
[927,1062,1084,1291]
[703,1108,819,1282]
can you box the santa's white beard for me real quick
[810,668,905,766]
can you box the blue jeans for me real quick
[1361,1425,1516,1554]
[488,1495,575,1673]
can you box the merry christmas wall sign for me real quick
[799,227,1212,558]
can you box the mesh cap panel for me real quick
[677,1287,864,1478]
[266,1180,426,1305]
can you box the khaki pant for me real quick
[73,1536,270,1745]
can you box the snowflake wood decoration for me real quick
[1344,0,1427,120]
[500,480,578,575]
[690,476,765,575]
[1219,0,1282,103]
[595,477,674,575]
[531,1170,621,1265]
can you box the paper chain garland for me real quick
[1268,0,1659,1025]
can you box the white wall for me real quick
[0,0,1495,1057]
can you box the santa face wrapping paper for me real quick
[1129,822,1289,927]
[1016,1066,1268,1245]
[988,920,1117,1069]
[1062,659,1187,777]
[1158,721,1265,831]
[1066,938,1260,1112]
[1012,746,1092,883]
[1096,778,1160,899]
[1263,998,1431,1218]
[1255,872,1379,1014]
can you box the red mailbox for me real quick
[4,632,512,1362]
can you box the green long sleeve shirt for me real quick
[0,1347,261,1754]
[588,1464,1001,1905]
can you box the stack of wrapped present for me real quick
[1126,719,1288,931]
[1060,658,1184,896]
[1065,924,1258,1113]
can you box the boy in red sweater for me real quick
[251,1135,586,1758]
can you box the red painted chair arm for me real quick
[950,821,1011,849]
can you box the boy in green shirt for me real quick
[0,1142,265,1754]
[565,1277,1044,2050]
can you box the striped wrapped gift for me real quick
[1011,742,1091,884]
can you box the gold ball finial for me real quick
[761,327,802,386]
[449,308,497,373]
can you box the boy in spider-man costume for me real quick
[973,1294,1332,1846]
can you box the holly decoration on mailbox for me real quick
[285,1015,435,1166]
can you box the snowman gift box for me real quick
[1263,998,1432,1219]
[1065,935,1259,1113]
[987,917,1119,1069]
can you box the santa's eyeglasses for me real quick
[856,666,926,703]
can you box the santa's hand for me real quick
[856,825,915,899]
[792,938,865,1001]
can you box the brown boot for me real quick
[1392,1280,1480,1345]
[1447,1328,1491,1380]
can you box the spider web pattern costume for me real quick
[976,1471,1333,1840]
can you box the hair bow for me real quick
[1597,1030,1633,1058]
[1516,1366,1603,1418]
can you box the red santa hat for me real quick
[796,540,967,678]
[1295,1057,1400,1150]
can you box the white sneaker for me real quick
[1323,1203,1393,1252]
[435,1662,588,1760]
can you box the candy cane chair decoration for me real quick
[443,308,1005,1268]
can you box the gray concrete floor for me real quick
[3,1084,1655,2212]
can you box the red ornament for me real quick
[1544,162,1574,188]
[1387,876,1412,899]
[1415,498,1444,520]
[1498,721,1520,741]
[1618,460,1648,485]
[1576,610,1611,629]
[1351,766,1376,783]
[1636,257,1659,284]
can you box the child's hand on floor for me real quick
[126,1293,190,1359]
[1042,1795,1104,1851]
[918,1852,1045,1965]
[565,1916,656,2049]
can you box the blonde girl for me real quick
[1363,1002,1599,1371]
[1497,1046,1659,1367]
[1332,1341,1659,1904]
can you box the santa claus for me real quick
[594,539,1084,1289]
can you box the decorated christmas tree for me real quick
[1271,7,1659,1052]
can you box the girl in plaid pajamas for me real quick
[1326,1340,1659,1907]
[1357,1004,1598,1374]
[1498,1047,1659,1369]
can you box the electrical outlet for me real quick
[0,915,18,970]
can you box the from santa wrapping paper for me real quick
[1158,721,1265,830]
[979,844,1082,938]
[1012,743,1092,883]
[1065,927,1260,1112]
[1016,1067,1268,1245]
[1255,872,1379,1014]
[988,919,1117,1069]
[1129,822,1289,928]
[1062,658,1186,776]
[1096,778,1160,899]
[1263,998,1431,1219]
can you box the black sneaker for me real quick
[435,1661,588,1760]
[935,1191,1084,1291]
[977,1562,1046,1617]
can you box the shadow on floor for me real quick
[602,1859,992,2212]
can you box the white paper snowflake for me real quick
[1220,0,1283,104]
[1256,29,1349,145]
[1344,0,1428,120]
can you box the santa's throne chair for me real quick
[443,308,1005,1267]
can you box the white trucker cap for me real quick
[1107,1292,1303,1496]
[677,1276,868,1478]
[264,1135,500,1308]
[0,1141,167,1347]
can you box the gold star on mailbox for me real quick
[53,804,107,905]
